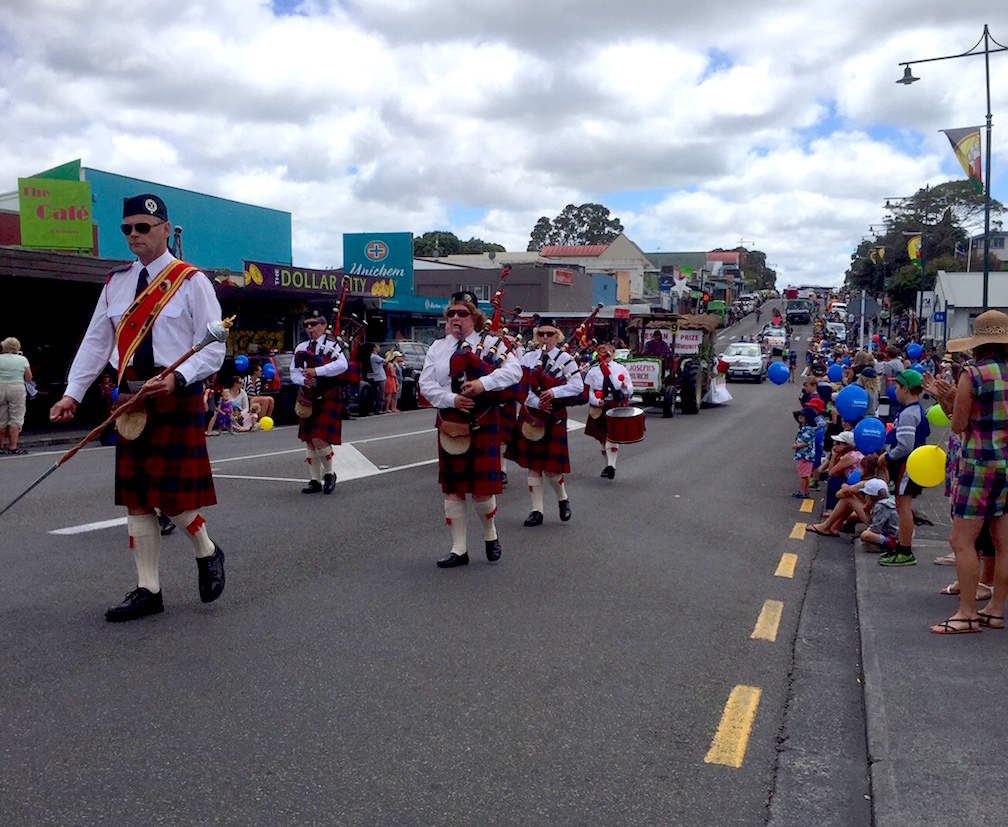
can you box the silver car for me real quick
[720,341,767,382]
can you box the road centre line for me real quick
[704,685,762,768]
[751,600,785,642]
[775,553,798,578]
[789,522,807,540]
[213,457,439,484]
[50,517,128,535]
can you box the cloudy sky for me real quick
[2,0,1006,287]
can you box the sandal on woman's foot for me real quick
[806,524,839,537]
[940,582,961,596]
[978,611,1005,629]
[934,554,957,566]
[929,617,982,635]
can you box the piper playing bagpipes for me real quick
[48,194,227,622]
[290,308,350,494]
[418,291,522,568]
[583,342,634,479]
[506,317,586,527]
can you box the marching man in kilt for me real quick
[290,311,349,494]
[583,342,634,479]
[50,194,226,622]
[506,319,585,526]
[418,292,522,568]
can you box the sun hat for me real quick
[863,478,890,498]
[833,430,856,446]
[895,369,923,390]
[945,309,1008,352]
[800,406,817,423]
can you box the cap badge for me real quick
[145,198,158,214]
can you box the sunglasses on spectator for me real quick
[446,309,470,318]
[120,220,166,235]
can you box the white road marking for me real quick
[50,517,128,535]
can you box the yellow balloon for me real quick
[259,416,274,431]
[906,444,946,488]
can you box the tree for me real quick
[526,203,624,251]
[413,231,505,258]
[887,181,1004,235]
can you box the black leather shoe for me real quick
[524,511,544,527]
[157,512,176,536]
[602,465,615,479]
[600,466,611,478]
[323,473,336,494]
[436,552,470,568]
[105,587,164,622]
[196,545,226,603]
[501,471,508,486]
[302,480,322,494]
[559,499,572,522]
[485,539,501,562]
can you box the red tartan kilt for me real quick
[498,402,518,446]
[506,409,570,474]
[437,409,502,497]
[297,391,343,444]
[115,384,216,513]
[585,406,610,444]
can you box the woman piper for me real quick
[583,342,634,479]
[418,291,522,568]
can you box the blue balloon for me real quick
[768,362,790,385]
[827,359,835,366]
[111,387,119,402]
[909,363,924,374]
[906,343,923,361]
[870,342,878,351]
[235,354,250,373]
[854,417,887,454]
[262,362,276,381]
[846,469,862,486]
[886,385,898,401]
[827,364,844,383]
[835,384,869,422]
[842,357,851,367]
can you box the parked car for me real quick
[720,341,767,382]
[378,340,429,411]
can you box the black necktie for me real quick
[132,267,156,378]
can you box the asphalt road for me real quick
[0,317,868,826]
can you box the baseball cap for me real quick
[895,369,923,390]
[863,479,890,498]
[833,430,856,446]
[806,396,826,413]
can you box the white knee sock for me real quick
[445,499,468,555]
[545,473,568,502]
[305,447,321,481]
[317,444,334,475]
[172,510,215,558]
[128,513,162,593]
[473,496,499,541]
[605,441,619,468]
[528,472,544,512]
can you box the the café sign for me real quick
[18,177,94,251]
[244,261,397,297]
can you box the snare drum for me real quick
[605,406,646,444]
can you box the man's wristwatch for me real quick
[173,371,187,389]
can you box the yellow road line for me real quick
[800,498,814,513]
[751,600,785,641]
[775,553,798,578]
[790,522,806,540]
[704,685,762,768]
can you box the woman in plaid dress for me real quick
[418,292,522,568]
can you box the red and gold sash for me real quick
[115,260,197,384]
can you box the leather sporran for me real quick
[438,419,471,455]
[588,405,603,420]
[519,407,547,442]
[294,387,314,419]
[115,410,148,441]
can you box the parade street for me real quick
[0,322,873,826]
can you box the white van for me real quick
[826,321,847,340]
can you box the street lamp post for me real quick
[897,24,1007,310]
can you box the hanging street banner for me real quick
[941,126,983,194]
[243,261,397,297]
[907,234,923,269]
[342,232,414,295]
[18,177,94,252]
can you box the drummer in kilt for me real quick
[507,319,586,526]
[290,310,349,494]
[49,194,227,622]
[583,342,634,479]
[418,292,522,568]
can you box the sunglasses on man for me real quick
[120,220,167,235]
[446,309,471,318]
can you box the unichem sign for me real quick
[18,177,94,252]
[342,232,413,294]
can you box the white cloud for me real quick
[1,0,1006,287]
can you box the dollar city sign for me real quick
[243,261,396,298]
[18,177,94,252]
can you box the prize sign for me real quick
[18,177,94,251]
[674,329,704,355]
[624,358,663,392]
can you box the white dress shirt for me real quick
[64,249,225,402]
[290,335,348,386]
[584,360,634,407]
[520,346,584,410]
[419,331,522,410]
